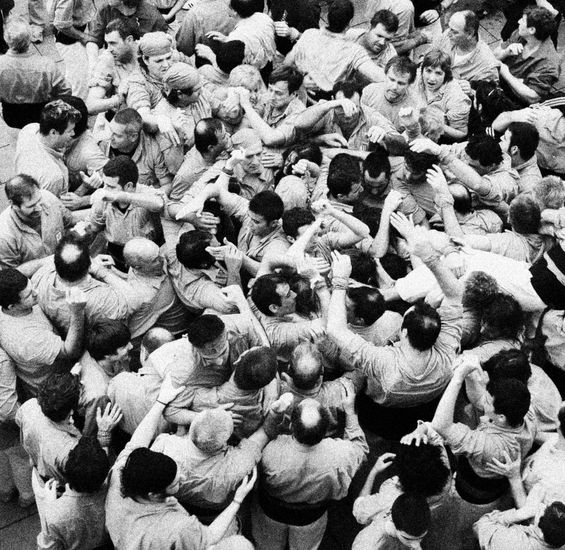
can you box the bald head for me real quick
[123,238,160,270]
[55,236,91,282]
[140,327,174,366]
[290,343,323,390]
[291,398,330,446]
[449,182,472,214]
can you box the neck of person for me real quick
[524,34,541,49]
[56,274,88,288]
[39,133,61,152]
[117,139,138,155]
[457,38,477,54]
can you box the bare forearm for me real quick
[16,256,52,278]
[423,254,462,300]
[242,103,286,147]
[208,502,242,544]
[509,476,528,508]
[440,152,490,195]
[116,192,164,212]
[330,209,370,238]
[293,101,338,132]
[370,210,393,258]
[500,72,540,104]
[131,401,167,448]
[61,311,85,359]
[431,375,463,435]
[327,288,349,339]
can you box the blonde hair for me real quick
[5,17,31,53]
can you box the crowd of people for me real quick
[0,0,565,547]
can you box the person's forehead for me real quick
[103,174,120,185]
[371,23,394,37]
[449,13,465,31]
[387,68,410,83]
[105,30,123,43]
[276,282,290,295]
[22,190,41,205]
[245,143,262,156]
[335,90,360,101]
[269,80,289,93]
[110,120,126,133]
[149,52,171,62]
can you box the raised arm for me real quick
[57,288,86,360]
[292,98,356,133]
[90,188,164,213]
[369,190,403,258]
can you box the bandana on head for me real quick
[138,32,172,57]
[163,62,201,90]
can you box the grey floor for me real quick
[1,2,565,549]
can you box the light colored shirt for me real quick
[228,13,276,69]
[361,83,422,131]
[151,431,261,508]
[32,261,130,335]
[64,130,108,182]
[443,408,537,478]
[38,486,107,550]
[15,398,80,481]
[15,124,70,197]
[515,155,542,194]
[285,28,373,92]
[105,442,209,550]
[0,346,18,422]
[533,105,565,174]
[175,0,235,57]
[260,418,368,503]
[346,28,397,69]
[0,50,71,104]
[0,306,63,396]
[474,512,555,550]
[335,303,462,407]
[484,231,551,264]
[458,209,504,235]
[51,0,93,29]
[0,190,73,269]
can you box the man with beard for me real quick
[87,18,140,115]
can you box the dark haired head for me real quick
[215,40,246,74]
[57,95,88,136]
[282,207,315,239]
[269,65,304,95]
[87,320,131,361]
[481,293,524,340]
[380,252,409,280]
[539,501,565,547]
[121,447,177,499]
[281,142,323,178]
[405,150,437,180]
[54,235,91,282]
[507,122,539,161]
[402,301,441,351]
[112,108,143,134]
[396,443,450,497]
[363,146,391,180]
[421,50,453,83]
[230,0,263,17]
[176,230,215,269]
[234,346,277,390]
[104,17,141,41]
[327,0,354,33]
[483,349,531,385]
[487,377,531,427]
[466,134,503,168]
[449,183,473,215]
[102,155,139,188]
[0,268,28,308]
[352,202,381,237]
[474,80,521,126]
[250,273,291,316]
[347,286,385,325]
[291,399,330,445]
[462,271,499,310]
[524,6,557,40]
[249,191,284,223]
[38,373,80,422]
[327,154,362,199]
[391,494,431,537]
[64,437,110,493]
[185,314,226,348]
[341,249,378,286]
[39,100,81,136]
[332,78,363,99]
[385,56,418,83]
[509,194,540,235]
[370,9,399,33]
[194,118,224,155]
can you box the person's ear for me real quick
[509,145,518,157]
[268,303,279,315]
[125,35,134,44]
[287,235,296,244]
[124,182,135,192]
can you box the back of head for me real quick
[419,105,445,142]
[363,146,391,181]
[462,271,499,310]
[396,444,450,497]
[87,320,131,361]
[64,437,110,493]
[327,154,361,198]
[385,56,418,84]
[39,100,81,136]
[57,95,88,137]
[474,80,520,126]
[0,268,28,309]
[333,78,363,99]
[352,202,381,238]
[460,10,479,39]
[249,191,284,224]
[509,193,540,235]
[228,64,263,91]
[534,176,565,210]
[186,314,226,348]
[176,230,215,269]
[141,327,174,357]
[190,409,234,453]
[282,207,315,239]
[539,501,565,547]
[38,373,80,422]
[104,17,141,41]
[234,346,278,390]
[290,342,323,390]
[342,249,378,287]
[230,0,263,17]
[486,378,531,427]
[121,447,177,499]
[481,293,524,340]
[483,349,531,385]
[54,234,91,282]
[465,134,503,168]
[405,150,437,178]
[508,121,539,161]
[402,301,441,351]
[391,494,431,538]
[103,155,139,188]
[5,174,40,207]
[525,6,557,41]
[450,182,473,215]
[113,108,143,135]
[216,40,246,74]
[123,237,160,270]
[194,118,223,155]
[269,65,304,95]
[5,17,31,53]
[251,273,287,316]
[291,399,330,446]
[347,286,385,325]
[371,9,399,33]
[327,0,354,33]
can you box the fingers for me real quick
[231,412,244,426]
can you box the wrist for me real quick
[332,276,349,290]
[156,399,168,407]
